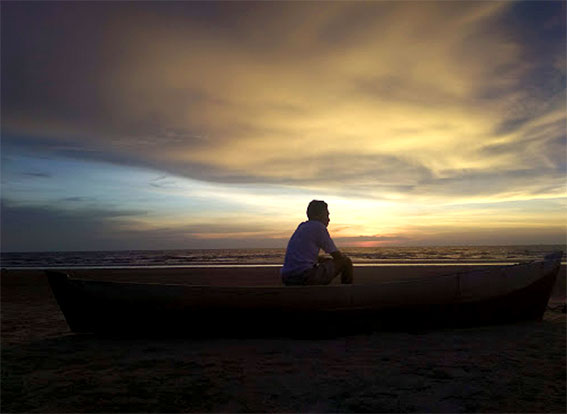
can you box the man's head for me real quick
[307,200,330,227]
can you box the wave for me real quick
[1,245,564,268]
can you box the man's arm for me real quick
[318,251,344,262]
[330,250,346,260]
[331,250,354,284]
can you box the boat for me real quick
[46,252,563,337]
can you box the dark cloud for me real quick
[305,153,431,194]
[1,133,432,190]
[170,222,273,236]
[2,1,563,194]
[415,167,566,200]
[334,235,409,245]
[22,172,51,178]
[407,226,566,247]
[315,3,396,49]
[354,74,465,108]
[483,113,566,173]
[0,200,147,252]
[1,3,111,124]
[503,1,566,61]
[60,196,93,203]
[2,134,168,177]
[0,199,281,252]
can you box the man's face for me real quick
[321,208,330,227]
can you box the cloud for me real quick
[21,172,51,178]
[3,2,561,197]
[1,1,565,250]
[334,235,410,247]
[60,196,93,203]
[0,199,287,251]
[3,3,562,178]
[0,200,147,251]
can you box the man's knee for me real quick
[333,255,352,272]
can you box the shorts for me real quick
[282,259,337,286]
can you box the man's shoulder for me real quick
[301,220,325,229]
[295,220,324,233]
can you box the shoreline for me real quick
[4,261,567,270]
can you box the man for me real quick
[281,200,353,285]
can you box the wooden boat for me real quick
[46,252,563,337]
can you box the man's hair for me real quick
[307,200,328,219]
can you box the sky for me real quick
[1,1,566,252]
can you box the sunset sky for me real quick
[1,1,566,252]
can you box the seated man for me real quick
[281,200,353,285]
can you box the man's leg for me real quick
[333,255,353,284]
[304,260,337,285]
[304,257,353,285]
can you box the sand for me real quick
[2,265,565,413]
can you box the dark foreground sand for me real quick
[2,266,565,413]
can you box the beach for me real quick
[2,265,565,413]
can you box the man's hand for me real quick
[321,251,344,262]
[330,250,353,284]
[330,251,345,260]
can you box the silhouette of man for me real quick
[281,200,353,285]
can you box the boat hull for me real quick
[46,253,562,337]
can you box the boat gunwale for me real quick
[46,257,559,290]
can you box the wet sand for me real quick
[2,266,565,413]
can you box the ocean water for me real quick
[1,245,564,269]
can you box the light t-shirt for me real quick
[281,220,338,277]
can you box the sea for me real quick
[1,245,565,269]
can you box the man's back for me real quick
[281,200,353,285]
[281,220,337,277]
